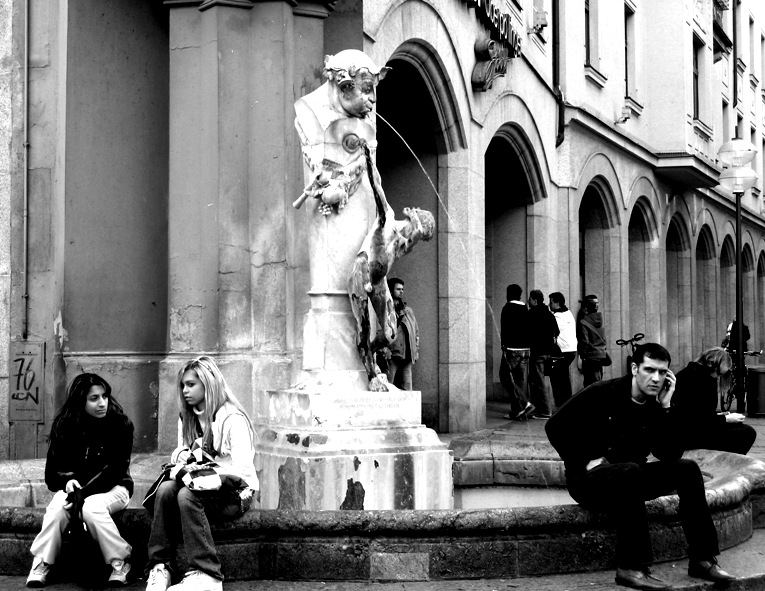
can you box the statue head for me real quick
[324,50,390,118]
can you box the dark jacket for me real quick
[672,361,726,433]
[45,412,134,497]
[527,303,560,357]
[501,301,530,349]
[577,311,607,360]
[389,304,419,363]
[545,375,684,479]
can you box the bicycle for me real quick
[615,332,645,371]
[720,347,762,412]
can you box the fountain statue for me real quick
[293,49,435,391]
[254,50,451,511]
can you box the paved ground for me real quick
[1,402,764,590]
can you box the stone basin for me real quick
[0,448,762,581]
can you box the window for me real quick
[584,0,601,70]
[585,0,591,64]
[722,99,730,143]
[693,35,703,119]
[749,17,756,70]
[624,3,636,98]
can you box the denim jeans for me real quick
[500,348,530,415]
[387,357,413,390]
[146,479,239,581]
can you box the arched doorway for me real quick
[484,128,538,400]
[743,244,755,350]
[695,226,717,352]
[578,179,618,361]
[377,48,448,430]
[720,237,736,339]
[665,216,692,366]
[757,253,765,350]
[627,199,658,344]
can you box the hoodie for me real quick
[577,311,607,360]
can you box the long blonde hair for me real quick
[177,356,254,450]
[694,347,733,398]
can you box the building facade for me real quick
[1,0,765,458]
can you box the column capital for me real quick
[292,1,337,18]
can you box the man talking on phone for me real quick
[545,343,737,590]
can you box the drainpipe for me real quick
[732,0,738,109]
[21,0,30,339]
[552,0,564,147]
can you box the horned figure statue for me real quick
[294,49,435,391]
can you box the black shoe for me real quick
[688,559,736,584]
[615,568,672,590]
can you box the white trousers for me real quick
[30,486,131,564]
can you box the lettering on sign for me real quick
[460,0,523,58]
[9,341,45,422]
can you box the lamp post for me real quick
[718,139,758,413]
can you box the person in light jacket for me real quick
[382,277,420,390]
[549,292,578,408]
[144,356,258,591]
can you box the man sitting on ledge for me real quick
[545,342,737,590]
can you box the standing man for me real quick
[500,284,534,420]
[578,294,608,386]
[545,343,737,590]
[549,292,577,409]
[527,290,559,419]
[384,277,419,390]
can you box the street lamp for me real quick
[718,139,758,414]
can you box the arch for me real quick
[694,207,720,247]
[627,197,660,342]
[758,253,765,350]
[666,213,692,252]
[480,92,553,197]
[695,225,718,351]
[576,153,623,229]
[490,123,548,203]
[720,236,736,330]
[367,2,471,149]
[627,176,661,240]
[389,40,467,152]
[742,244,756,350]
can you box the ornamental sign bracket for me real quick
[461,0,523,92]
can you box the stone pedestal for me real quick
[255,388,453,510]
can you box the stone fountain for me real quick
[253,50,453,511]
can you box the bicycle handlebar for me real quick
[615,333,645,347]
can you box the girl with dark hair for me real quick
[144,356,257,591]
[26,373,134,587]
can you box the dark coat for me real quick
[527,304,560,357]
[673,361,726,433]
[545,375,684,479]
[45,412,134,497]
[500,301,530,349]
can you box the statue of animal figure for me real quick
[348,143,435,391]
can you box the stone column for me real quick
[159,0,263,449]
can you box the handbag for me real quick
[142,463,173,514]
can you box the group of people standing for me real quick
[26,356,256,591]
[499,284,607,420]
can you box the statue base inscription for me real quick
[254,388,453,510]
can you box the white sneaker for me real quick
[26,556,50,588]
[145,563,171,591]
[168,570,222,591]
[108,558,131,586]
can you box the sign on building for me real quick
[9,341,45,423]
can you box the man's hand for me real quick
[586,457,608,471]
[725,412,746,423]
[658,369,676,408]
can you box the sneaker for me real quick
[514,402,536,420]
[108,559,131,586]
[145,563,171,591]
[168,570,222,591]
[26,556,50,588]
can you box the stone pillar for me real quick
[159,0,264,450]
